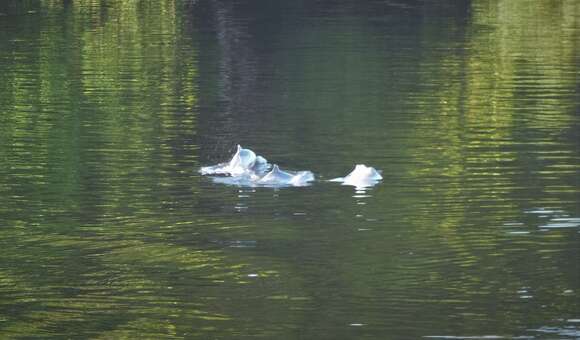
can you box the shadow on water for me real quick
[0,0,579,338]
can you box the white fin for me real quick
[330,164,382,188]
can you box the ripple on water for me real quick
[539,217,580,229]
[532,325,580,338]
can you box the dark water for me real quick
[1,0,579,338]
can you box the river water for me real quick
[0,1,579,339]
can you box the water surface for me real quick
[0,0,579,339]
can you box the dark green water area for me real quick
[0,0,579,338]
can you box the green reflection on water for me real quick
[0,1,225,337]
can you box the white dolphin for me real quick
[257,164,315,187]
[228,144,257,173]
[330,164,382,189]
[201,147,381,189]
[200,145,269,177]
[199,146,314,188]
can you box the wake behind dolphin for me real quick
[199,145,382,189]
